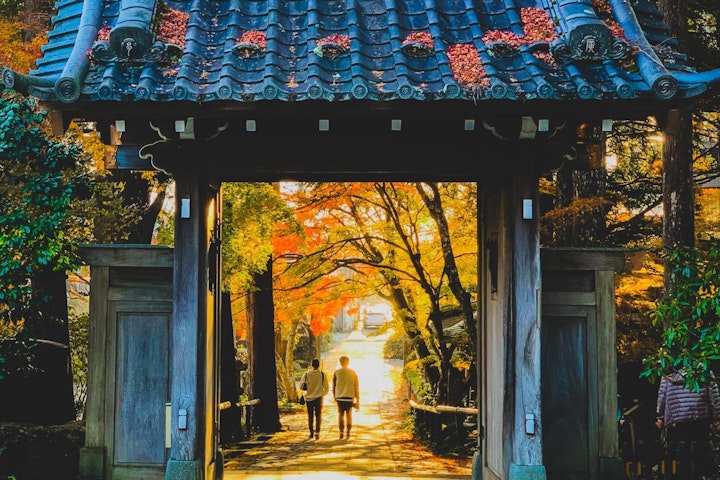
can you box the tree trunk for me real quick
[113,170,168,243]
[248,261,282,432]
[274,328,299,403]
[554,163,574,244]
[416,183,477,349]
[659,0,695,296]
[20,0,53,40]
[553,142,609,246]
[662,109,695,293]
[219,292,242,443]
[14,268,76,424]
[385,277,441,388]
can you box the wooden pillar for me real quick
[166,153,219,480]
[78,261,110,479]
[595,267,622,475]
[509,154,546,480]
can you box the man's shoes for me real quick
[309,432,314,439]
[339,432,344,439]
[315,433,319,440]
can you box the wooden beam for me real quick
[79,244,173,267]
[540,248,629,272]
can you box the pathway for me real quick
[222,327,473,479]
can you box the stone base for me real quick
[78,446,104,479]
[165,459,201,480]
[508,463,547,480]
[471,450,483,480]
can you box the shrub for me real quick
[641,238,720,391]
[382,327,406,360]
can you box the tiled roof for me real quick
[3,0,720,105]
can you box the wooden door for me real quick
[541,306,599,480]
[106,301,171,479]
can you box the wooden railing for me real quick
[218,398,260,411]
[219,398,260,441]
[620,439,709,480]
[408,399,478,415]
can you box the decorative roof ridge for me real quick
[2,67,55,92]
[675,69,720,90]
[3,0,720,105]
[609,0,677,99]
[55,0,105,102]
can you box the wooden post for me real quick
[510,154,546,479]
[166,156,218,480]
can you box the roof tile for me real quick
[3,0,720,105]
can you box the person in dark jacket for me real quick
[656,370,720,478]
[299,358,329,440]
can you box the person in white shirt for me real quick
[332,355,360,439]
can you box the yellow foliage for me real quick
[538,177,554,196]
[697,188,720,240]
[0,20,47,74]
[66,122,107,170]
[615,251,664,363]
[649,160,663,176]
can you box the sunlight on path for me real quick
[232,474,452,479]
[222,327,472,480]
[322,328,402,432]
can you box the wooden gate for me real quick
[78,245,173,480]
[540,248,629,480]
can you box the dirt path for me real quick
[222,328,473,479]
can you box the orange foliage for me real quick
[650,160,663,177]
[307,300,338,336]
[272,225,304,255]
[308,316,333,337]
[346,303,359,316]
[272,261,350,338]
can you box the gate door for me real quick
[540,248,628,480]
[78,245,173,480]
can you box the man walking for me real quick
[333,355,360,439]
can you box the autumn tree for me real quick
[221,182,301,431]
[0,18,45,71]
[284,182,478,406]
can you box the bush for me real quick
[382,327,406,360]
[0,421,84,480]
[641,238,720,390]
